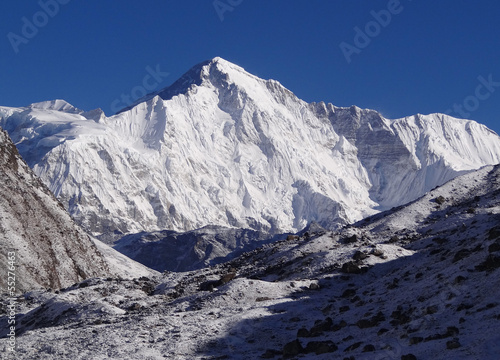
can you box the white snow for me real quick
[1,58,500,240]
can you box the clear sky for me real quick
[1,0,500,133]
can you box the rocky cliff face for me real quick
[0,127,113,292]
[1,58,500,239]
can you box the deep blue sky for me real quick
[1,0,500,133]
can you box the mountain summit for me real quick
[118,57,240,112]
[1,57,500,239]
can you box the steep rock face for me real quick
[311,103,500,208]
[1,57,500,239]
[0,127,135,292]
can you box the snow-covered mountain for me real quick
[3,164,500,359]
[1,57,500,239]
[0,127,155,292]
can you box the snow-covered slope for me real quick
[2,57,500,239]
[0,127,155,293]
[2,164,500,359]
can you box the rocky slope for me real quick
[2,164,500,359]
[0,127,154,293]
[1,58,500,240]
[113,225,285,272]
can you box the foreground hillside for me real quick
[2,164,499,359]
[0,127,155,293]
[2,58,500,240]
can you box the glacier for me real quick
[1,57,500,239]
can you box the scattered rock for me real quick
[362,344,375,352]
[446,339,461,349]
[297,328,310,338]
[488,227,500,240]
[261,349,281,358]
[378,328,389,335]
[304,340,338,354]
[344,341,363,352]
[424,326,460,342]
[445,326,460,337]
[476,254,500,271]
[199,280,217,292]
[309,283,320,290]
[220,272,236,284]
[390,307,412,326]
[372,248,384,257]
[255,297,272,302]
[489,242,500,253]
[127,303,142,311]
[331,320,347,332]
[356,312,385,328]
[344,235,358,244]
[341,262,362,274]
[283,339,303,357]
[401,355,417,360]
[409,337,423,345]
[435,196,446,205]
[309,317,333,336]
[432,237,447,245]
[199,272,237,292]
[141,282,155,295]
[353,251,368,261]
[342,289,357,298]
[388,235,399,243]
[456,303,474,311]
[425,305,438,315]
[387,278,399,290]
[452,249,472,263]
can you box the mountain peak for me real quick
[4,58,500,239]
[29,99,82,114]
[117,57,255,114]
